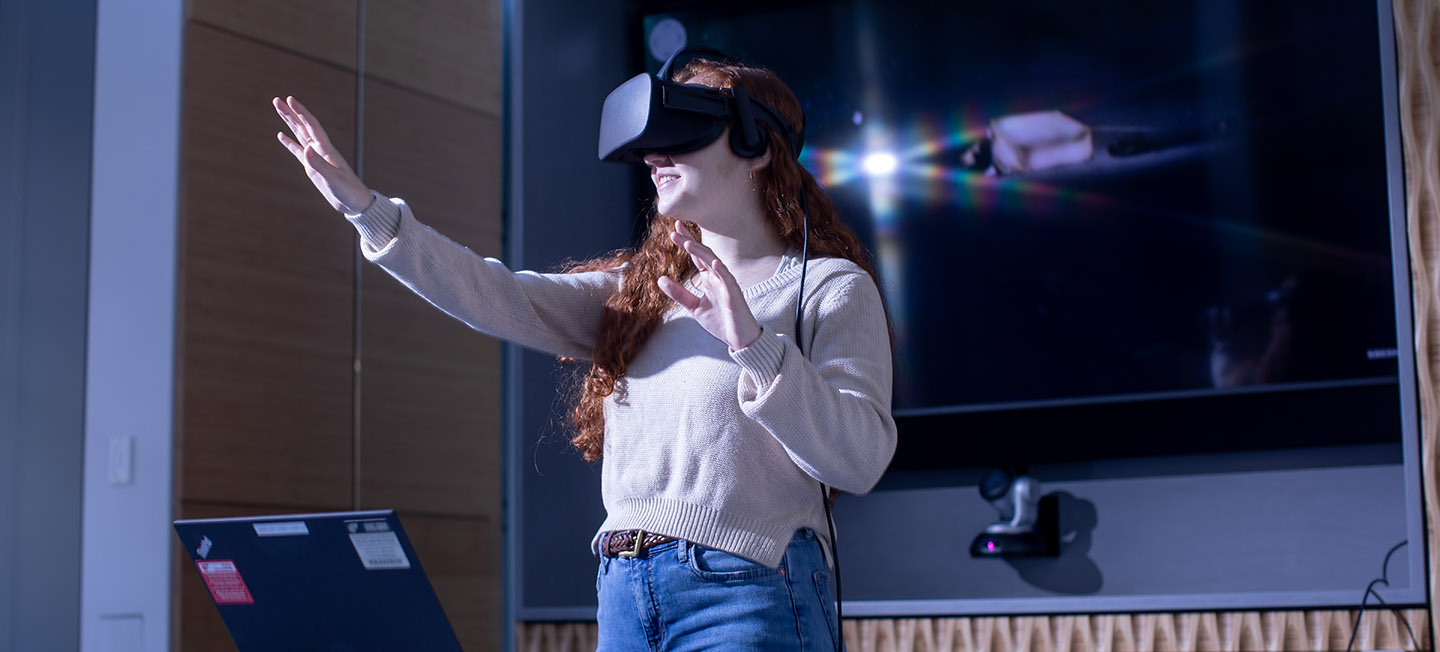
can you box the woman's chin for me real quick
[656,198,686,219]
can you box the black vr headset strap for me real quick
[730,86,766,158]
[739,88,805,159]
[658,48,805,160]
[661,82,731,116]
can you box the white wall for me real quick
[81,0,183,650]
[0,0,95,649]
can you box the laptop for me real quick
[174,510,463,652]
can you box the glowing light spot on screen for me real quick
[862,152,898,176]
[852,111,864,126]
[986,541,996,553]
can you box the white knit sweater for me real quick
[349,192,897,567]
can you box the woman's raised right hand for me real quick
[273,96,375,215]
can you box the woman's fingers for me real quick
[685,242,743,297]
[274,98,328,170]
[286,97,317,140]
[287,97,342,159]
[682,240,711,272]
[276,97,326,155]
[273,98,309,147]
[667,221,747,300]
[670,223,720,272]
[272,96,296,125]
[278,98,350,171]
[658,276,702,311]
[277,128,309,160]
[276,129,331,174]
[301,142,335,172]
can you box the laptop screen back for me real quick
[174,510,463,652]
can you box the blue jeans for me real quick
[596,529,840,652]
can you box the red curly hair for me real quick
[564,57,881,461]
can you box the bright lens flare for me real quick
[862,152,899,176]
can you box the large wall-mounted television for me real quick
[637,0,1415,473]
[509,0,1423,619]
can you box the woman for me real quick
[274,54,896,651]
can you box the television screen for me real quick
[637,0,1408,469]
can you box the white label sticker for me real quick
[349,531,411,570]
[253,521,310,537]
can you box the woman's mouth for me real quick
[655,173,680,190]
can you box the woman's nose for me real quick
[642,151,672,166]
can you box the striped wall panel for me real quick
[518,609,1429,652]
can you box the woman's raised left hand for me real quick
[658,222,763,351]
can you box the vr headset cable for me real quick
[792,190,845,652]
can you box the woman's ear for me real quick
[749,147,773,172]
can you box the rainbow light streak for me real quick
[811,129,1382,265]
[823,139,1382,267]
[799,148,862,188]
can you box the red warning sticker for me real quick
[195,559,255,605]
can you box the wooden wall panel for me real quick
[355,300,500,515]
[518,610,1430,652]
[359,78,502,250]
[403,513,504,652]
[356,79,502,516]
[364,0,503,116]
[176,0,505,649]
[180,23,358,509]
[187,0,358,70]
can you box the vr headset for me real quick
[598,49,805,164]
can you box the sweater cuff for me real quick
[345,190,401,250]
[730,328,787,389]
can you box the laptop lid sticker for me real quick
[253,521,310,537]
[195,560,255,606]
[346,519,411,570]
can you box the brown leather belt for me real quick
[601,529,677,558]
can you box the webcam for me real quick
[970,466,1059,558]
